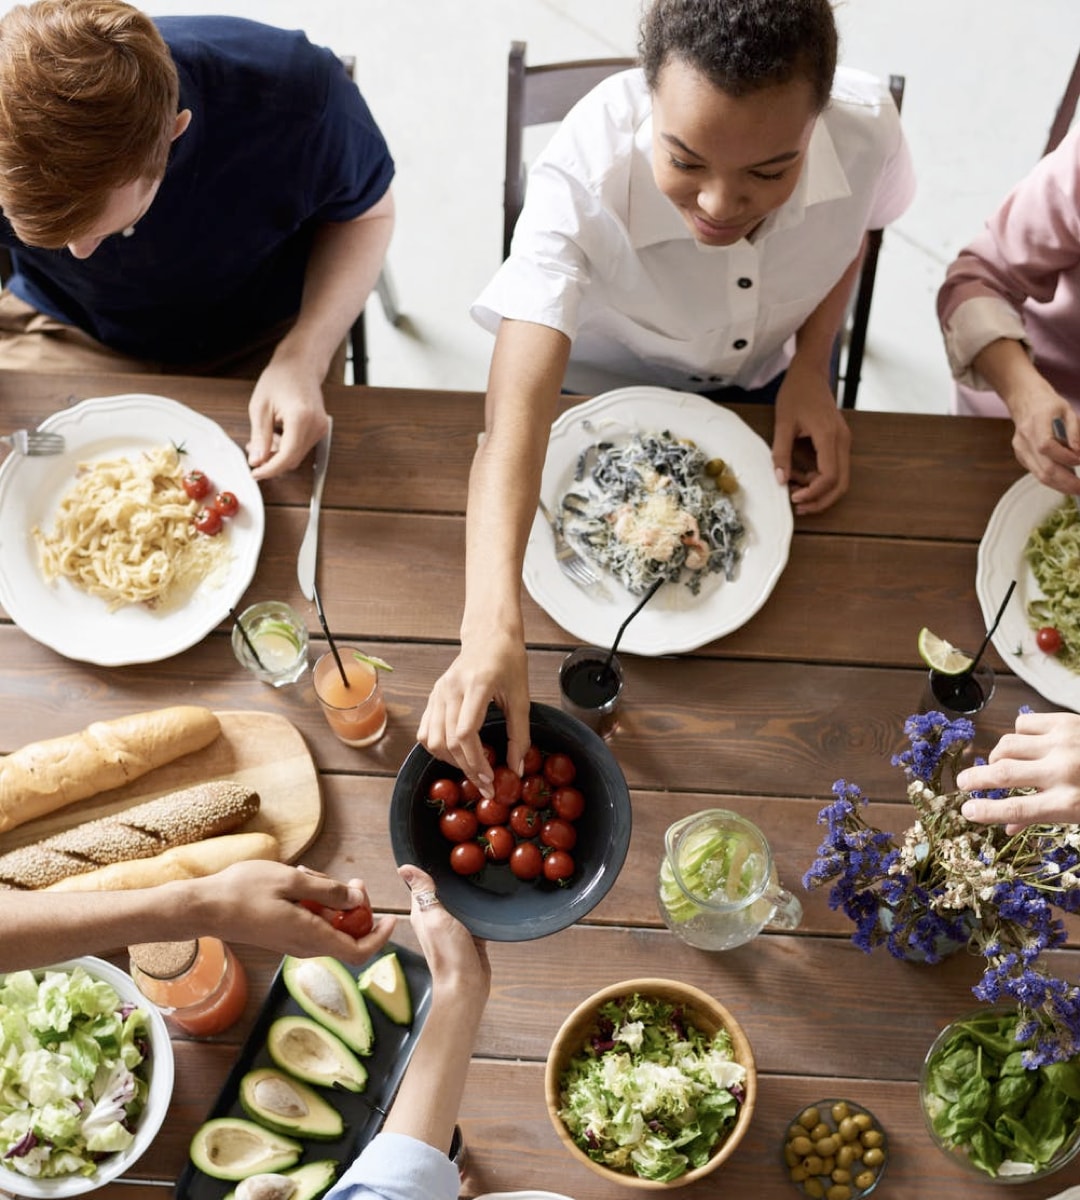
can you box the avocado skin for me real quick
[266,1015,369,1092]
[222,1159,339,1200]
[282,956,374,1055]
[357,952,413,1025]
[239,1068,345,1141]
[189,1117,302,1181]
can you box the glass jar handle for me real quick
[764,886,803,931]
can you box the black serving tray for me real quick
[175,943,432,1200]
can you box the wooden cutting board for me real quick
[0,710,322,863]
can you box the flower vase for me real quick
[877,902,973,964]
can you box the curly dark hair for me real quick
[639,0,837,111]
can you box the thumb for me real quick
[771,417,794,487]
[397,863,435,895]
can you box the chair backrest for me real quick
[1044,46,1080,156]
[838,73,906,410]
[503,40,636,259]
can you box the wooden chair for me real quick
[502,41,903,411]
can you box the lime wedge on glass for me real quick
[917,628,973,675]
[352,651,394,673]
[255,619,302,652]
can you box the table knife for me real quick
[1051,417,1080,516]
[297,416,333,601]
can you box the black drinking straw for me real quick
[967,578,1017,674]
[230,606,266,670]
[312,581,350,689]
[603,577,665,674]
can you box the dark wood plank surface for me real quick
[0,372,1070,1200]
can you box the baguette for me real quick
[43,831,280,892]
[0,779,259,889]
[0,706,222,833]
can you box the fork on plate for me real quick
[1,428,65,455]
[537,497,601,589]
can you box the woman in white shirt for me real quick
[420,0,915,791]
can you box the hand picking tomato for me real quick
[450,841,486,875]
[193,506,223,535]
[212,490,240,518]
[1037,626,1064,655]
[182,469,212,500]
[543,752,577,787]
[331,903,374,939]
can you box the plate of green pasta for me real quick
[977,473,1080,711]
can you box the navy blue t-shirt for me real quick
[0,17,394,365]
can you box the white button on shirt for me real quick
[473,67,916,396]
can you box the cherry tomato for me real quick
[483,825,514,862]
[438,808,479,844]
[541,818,578,852]
[509,804,541,839]
[428,778,462,809]
[543,849,575,883]
[492,765,523,804]
[551,786,585,822]
[522,745,543,775]
[192,506,223,535]
[475,796,511,827]
[212,490,240,518]
[298,898,324,916]
[543,752,577,787]
[521,774,550,810]
[509,841,543,881]
[480,744,497,768]
[182,469,212,500]
[460,779,482,805]
[1037,626,1064,655]
[450,841,486,876]
[331,903,374,939]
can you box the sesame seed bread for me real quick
[0,779,259,889]
[0,706,222,833]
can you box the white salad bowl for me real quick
[0,956,174,1198]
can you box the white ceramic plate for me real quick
[522,387,793,655]
[0,394,264,665]
[0,955,174,1198]
[977,472,1080,711]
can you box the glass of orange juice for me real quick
[313,648,388,746]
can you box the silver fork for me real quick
[537,497,602,589]
[1,428,65,455]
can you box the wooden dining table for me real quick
[2,368,1078,1200]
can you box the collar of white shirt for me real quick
[626,112,853,252]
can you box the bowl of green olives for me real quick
[781,1099,888,1199]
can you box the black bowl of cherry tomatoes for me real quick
[389,702,632,941]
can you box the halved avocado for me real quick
[225,1160,339,1200]
[189,1117,302,1181]
[239,1068,344,1140]
[357,952,412,1025]
[282,956,373,1055]
[267,1015,368,1092]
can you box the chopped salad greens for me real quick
[557,992,746,1182]
[0,964,152,1179]
[923,1009,1080,1177]
[1026,501,1080,670]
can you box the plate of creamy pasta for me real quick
[0,394,264,665]
[977,472,1080,711]
[522,387,793,655]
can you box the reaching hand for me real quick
[1006,379,1080,495]
[246,357,330,480]
[772,360,852,514]
[418,628,532,797]
[958,711,1080,831]
[398,864,490,1004]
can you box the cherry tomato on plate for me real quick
[212,490,240,518]
[541,818,578,852]
[483,825,514,862]
[192,506,223,535]
[331,903,374,939]
[1037,626,1064,655]
[428,778,462,809]
[509,804,541,839]
[182,469,212,500]
[551,786,585,822]
[439,808,479,844]
[543,849,575,883]
[543,752,577,787]
[450,842,487,876]
[509,841,543,881]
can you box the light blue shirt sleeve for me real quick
[324,1132,459,1200]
